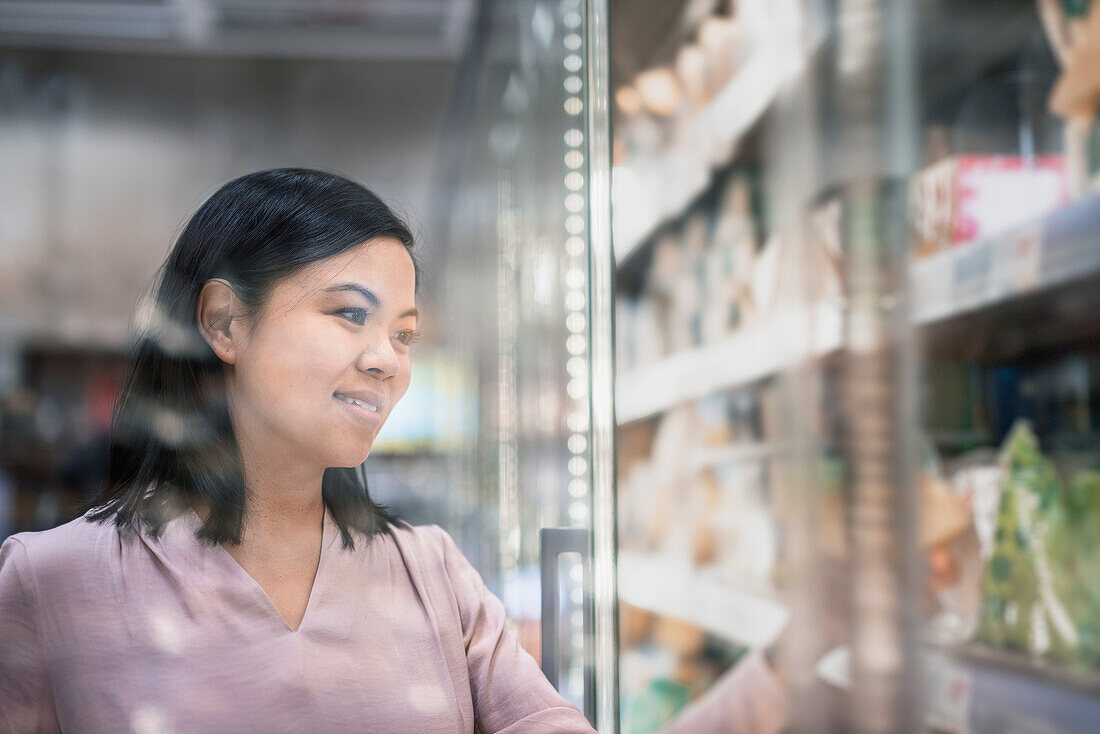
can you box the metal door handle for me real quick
[540,526,595,724]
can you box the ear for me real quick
[196,279,246,365]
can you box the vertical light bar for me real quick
[563,0,590,526]
[836,1,920,733]
[583,0,619,730]
[497,175,521,597]
[562,0,592,709]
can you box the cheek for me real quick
[239,325,346,406]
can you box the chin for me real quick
[330,442,375,468]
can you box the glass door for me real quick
[611,1,839,731]
[432,0,615,728]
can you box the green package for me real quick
[975,422,1076,659]
[1046,471,1100,669]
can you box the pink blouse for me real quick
[0,508,788,733]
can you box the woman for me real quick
[0,169,598,733]
[0,169,787,734]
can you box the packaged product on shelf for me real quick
[749,234,781,323]
[637,406,697,555]
[676,44,711,109]
[635,67,682,118]
[616,296,636,374]
[617,419,656,484]
[671,214,709,351]
[618,460,659,552]
[975,422,1078,660]
[695,392,736,447]
[1045,470,1100,669]
[647,231,682,358]
[749,233,803,325]
[658,468,722,567]
[632,299,665,368]
[908,155,1070,259]
[709,458,776,586]
[696,15,741,95]
[691,470,721,566]
[758,382,781,444]
[947,451,1003,562]
[705,174,758,342]
[909,156,958,258]
[806,196,845,304]
[702,233,732,344]
[921,471,982,645]
[649,231,682,297]
[920,473,972,552]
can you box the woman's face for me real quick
[224,238,418,470]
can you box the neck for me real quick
[222,382,327,542]
[235,431,326,541]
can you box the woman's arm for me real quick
[432,525,789,734]
[434,527,598,734]
[0,537,61,734]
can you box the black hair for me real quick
[87,168,418,550]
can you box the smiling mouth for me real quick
[333,393,381,412]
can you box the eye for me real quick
[336,308,369,325]
[394,328,422,346]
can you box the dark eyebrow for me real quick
[322,283,417,319]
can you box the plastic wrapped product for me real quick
[975,422,1077,659]
[1045,470,1100,668]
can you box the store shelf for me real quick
[617,551,788,649]
[912,193,1100,325]
[617,189,1098,424]
[613,49,785,265]
[616,303,842,425]
[924,643,1100,734]
[943,643,1100,695]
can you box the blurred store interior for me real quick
[3,0,1100,732]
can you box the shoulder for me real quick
[0,513,124,587]
[383,521,487,600]
[384,520,460,567]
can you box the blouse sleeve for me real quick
[434,526,597,734]
[0,537,60,734]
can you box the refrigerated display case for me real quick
[609,0,1100,732]
[612,2,855,730]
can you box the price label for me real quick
[925,655,972,734]
[988,223,1042,300]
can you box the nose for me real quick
[354,330,400,379]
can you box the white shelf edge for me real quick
[688,442,781,472]
[617,551,788,649]
[911,192,1100,325]
[615,303,842,425]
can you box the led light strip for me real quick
[562,0,590,531]
[560,0,592,708]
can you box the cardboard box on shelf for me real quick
[909,155,1070,259]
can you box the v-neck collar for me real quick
[182,504,333,633]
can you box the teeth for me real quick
[335,394,380,412]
